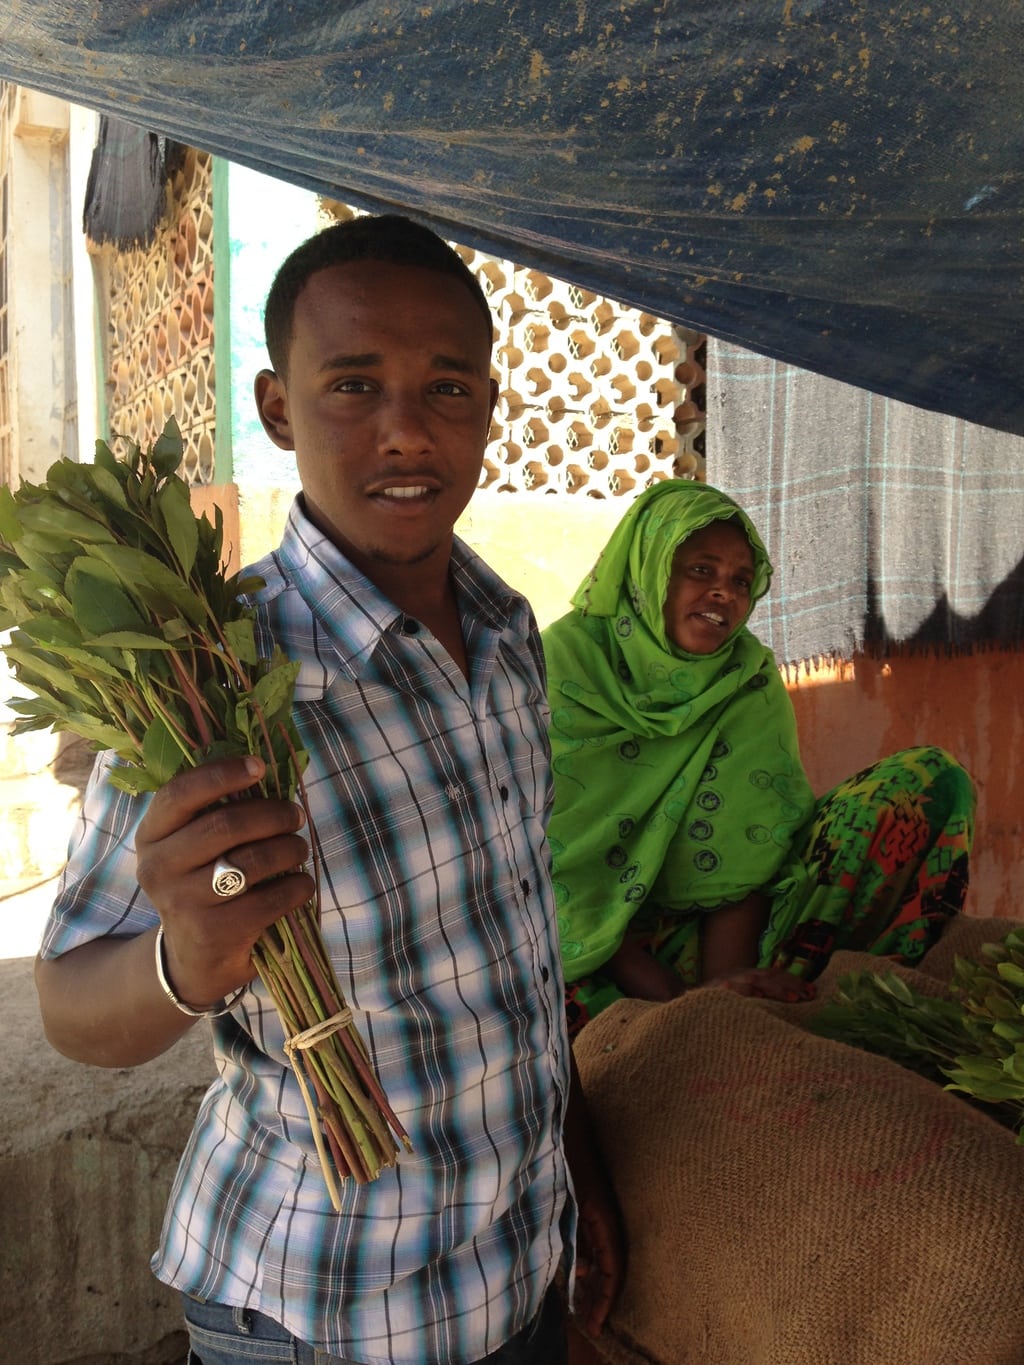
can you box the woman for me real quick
[543,480,975,1039]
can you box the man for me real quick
[35,215,622,1364]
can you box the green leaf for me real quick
[996,962,1024,989]
[88,462,130,509]
[161,618,191,643]
[222,618,259,666]
[87,544,209,626]
[62,715,136,753]
[29,643,128,682]
[0,485,22,544]
[156,477,199,576]
[878,972,917,1006]
[141,713,187,785]
[16,614,83,649]
[84,630,178,651]
[8,709,65,736]
[4,643,101,703]
[947,1054,1007,1082]
[14,526,79,563]
[10,700,136,756]
[250,658,300,721]
[944,1075,1024,1102]
[234,574,267,596]
[107,764,162,795]
[150,418,184,478]
[68,568,147,636]
[28,500,117,545]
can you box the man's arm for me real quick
[563,1050,626,1339]
[35,755,313,1068]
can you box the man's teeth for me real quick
[381,486,428,499]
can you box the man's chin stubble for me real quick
[366,540,443,567]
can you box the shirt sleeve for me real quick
[39,750,159,959]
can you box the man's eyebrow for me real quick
[318,352,381,373]
[317,352,486,376]
[432,352,487,375]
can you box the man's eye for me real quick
[334,378,371,393]
[434,381,468,396]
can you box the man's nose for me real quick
[379,393,432,454]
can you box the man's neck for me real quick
[368,553,469,682]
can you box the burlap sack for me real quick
[574,916,1024,1365]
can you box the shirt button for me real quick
[521,878,530,896]
[500,785,509,801]
[541,965,550,983]
[401,617,419,635]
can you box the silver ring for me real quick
[211,857,247,899]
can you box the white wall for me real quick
[8,88,73,480]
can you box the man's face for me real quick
[256,259,497,592]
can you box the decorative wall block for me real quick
[449,242,707,497]
[100,172,706,499]
[320,199,705,498]
[103,147,217,485]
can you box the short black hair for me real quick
[263,214,494,377]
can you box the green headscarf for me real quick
[543,479,815,981]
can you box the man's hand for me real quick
[135,755,313,1009]
[36,755,314,1067]
[564,1053,626,1339]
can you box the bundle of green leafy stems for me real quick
[0,419,411,1206]
[812,928,1024,1141]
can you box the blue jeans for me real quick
[182,1283,567,1365]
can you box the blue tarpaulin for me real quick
[0,1,1022,436]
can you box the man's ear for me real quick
[254,369,295,451]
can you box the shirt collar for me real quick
[266,497,532,675]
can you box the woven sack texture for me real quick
[574,916,1024,1365]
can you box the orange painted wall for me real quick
[787,650,1023,922]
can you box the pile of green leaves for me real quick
[0,421,303,796]
[812,927,1024,1140]
[0,421,410,1198]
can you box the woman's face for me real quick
[662,520,755,653]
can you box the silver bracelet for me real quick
[154,925,246,1019]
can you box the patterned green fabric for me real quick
[565,745,975,1037]
[543,480,816,982]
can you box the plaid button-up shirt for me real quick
[42,499,574,1364]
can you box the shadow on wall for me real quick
[52,732,98,800]
[864,549,1024,655]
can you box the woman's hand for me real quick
[705,965,816,1003]
[604,939,684,1002]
